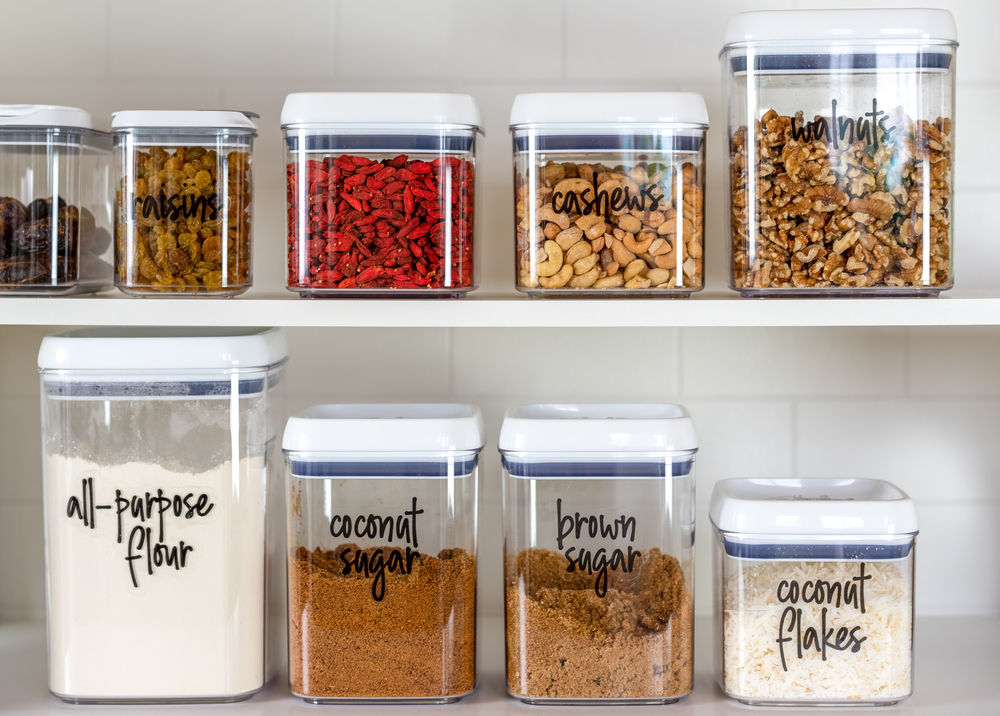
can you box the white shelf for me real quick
[5,290,1000,328]
[2,615,998,714]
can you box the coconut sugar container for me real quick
[723,9,956,295]
[499,404,697,704]
[510,93,708,295]
[282,404,483,703]
[709,478,918,706]
[38,328,287,704]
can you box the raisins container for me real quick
[37,328,288,704]
[281,93,481,297]
[0,105,112,294]
[510,93,708,296]
[499,404,698,705]
[112,111,257,297]
[710,478,918,706]
[282,404,483,703]
[723,9,957,296]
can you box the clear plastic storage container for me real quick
[499,404,697,704]
[282,404,483,703]
[38,328,287,704]
[0,105,112,294]
[282,93,480,297]
[723,10,957,295]
[112,111,257,296]
[709,478,918,706]
[510,93,708,295]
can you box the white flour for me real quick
[44,455,265,700]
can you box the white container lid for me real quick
[509,93,709,128]
[0,105,100,131]
[38,327,287,373]
[112,110,258,131]
[498,404,698,453]
[723,9,957,46]
[709,478,919,536]
[280,93,482,129]
[283,404,485,453]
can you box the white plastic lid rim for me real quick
[509,93,709,128]
[280,93,482,130]
[722,9,958,48]
[112,110,259,132]
[0,105,102,132]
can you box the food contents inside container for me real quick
[506,547,692,700]
[286,153,473,291]
[516,159,703,291]
[116,146,251,293]
[731,109,952,290]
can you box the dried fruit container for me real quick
[0,105,112,294]
[282,93,480,297]
[710,478,918,706]
[112,111,257,296]
[510,93,708,295]
[723,9,957,295]
[283,404,483,703]
[38,328,287,703]
[499,404,697,704]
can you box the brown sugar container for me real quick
[282,404,483,704]
[499,404,698,704]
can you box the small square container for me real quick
[282,404,483,703]
[499,404,698,704]
[0,105,112,294]
[723,10,957,295]
[282,93,480,297]
[709,478,918,706]
[112,110,257,296]
[510,93,708,295]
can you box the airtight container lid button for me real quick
[509,92,709,128]
[722,8,957,46]
[280,93,482,129]
[709,478,919,536]
[0,104,102,131]
[111,110,259,131]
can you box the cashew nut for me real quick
[618,215,642,234]
[573,253,600,274]
[645,268,670,285]
[654,251,677,270]
[535,240,564,277]
[648,238,671,256]
[543,222,561,239]
[569,266,599,288]
[658,216,694,237]
[564,241,592,266]
[575,214,602,232]
[624,276,652,290]
[590,235,605,253]
[584,219,607,240]
[539,264,573,288]
[687,238,703,259]
[520,271,539,288]
[555,226,584,251]
[552,178,594,199]
[622,230,653,254]
[593,274,625,289]
[623,259,647,282]
[601,248,618,277]
[611,238,636,267]
[537,206,570,230]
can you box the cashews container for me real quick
[0,105,112,294]
[710,478,918,706]
[282,404,483,703]
[510,93,708,296]
[499,404,697,704]
[723,9,957,296]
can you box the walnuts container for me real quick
[112,111,257,297]
[510,94,709,296]
[722,9,957,296]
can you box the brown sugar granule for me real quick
[506,547,692,701]
[289,544,476,700]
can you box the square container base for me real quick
[737,698,903,708]
[734,287,945,299]
[52,686,261,705]
[296,692,472,705]
[512,691,687,706]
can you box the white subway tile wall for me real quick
[1,0,998,620]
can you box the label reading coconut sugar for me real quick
[774,562,873,671]
[555,498,641,598]
[65,476,215,589]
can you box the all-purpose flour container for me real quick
[709,478,918,706]
[38,327,287,704]
[283,404,483,703]
[499,404,697,704]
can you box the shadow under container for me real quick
[0,105,112,294]
[38,327,288,704]
[510,93,708,296]
[709,478,918,706]
[282,404,483,703]
[499,404,698,704]
[282,93,480,297]
[112,110,257,296]
[722,9,957,295]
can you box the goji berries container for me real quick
[710,478,918,706]
[38,327,288,703]
[510,93,708,295]
[112,111,257,296]
[499,404,697,704]
[0,105,112,294]
[282,93,480,296]
[723,9,957,295]
[283,404,483,703]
